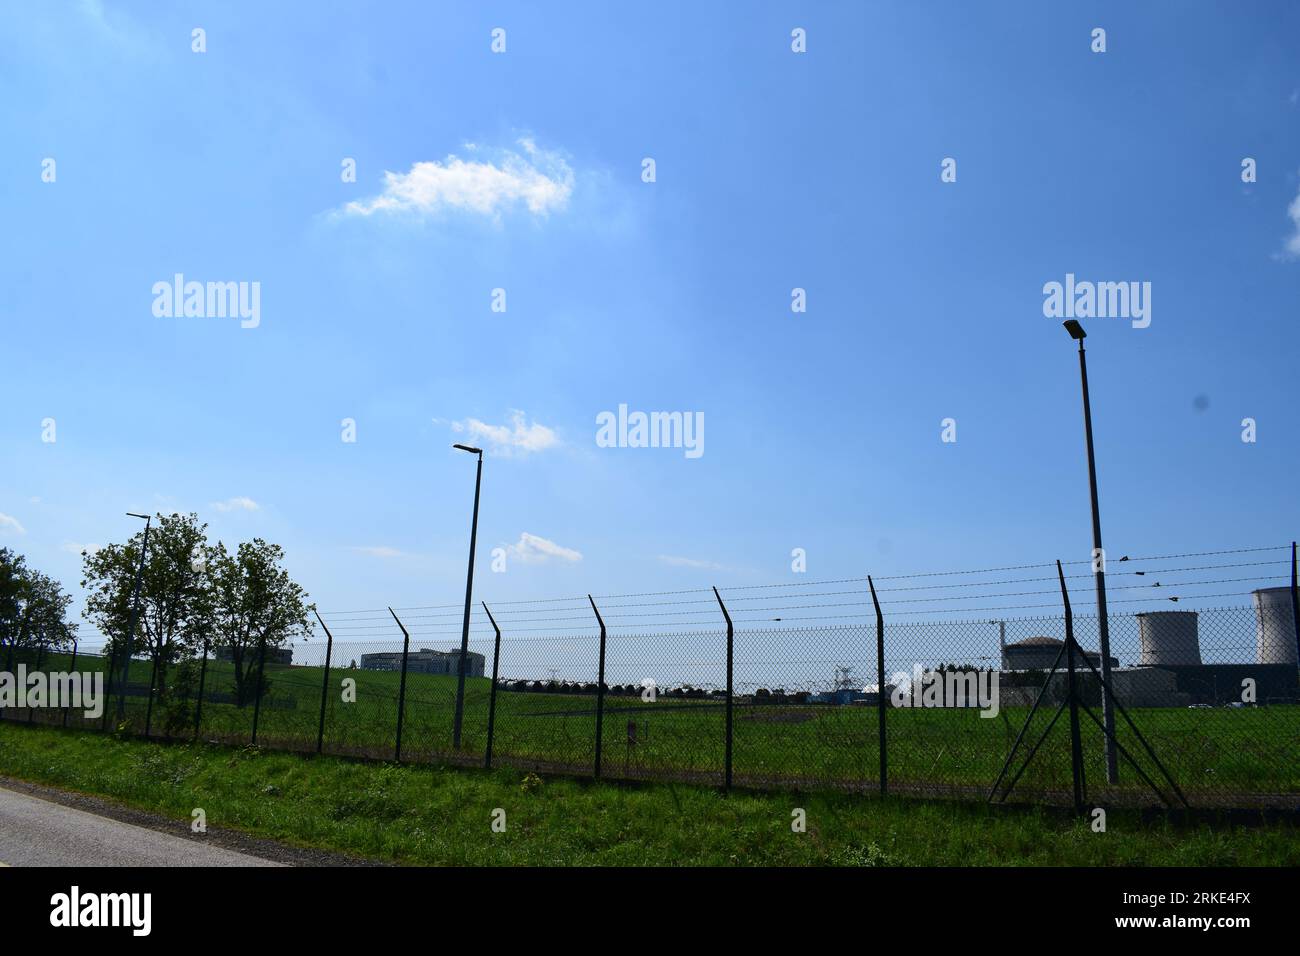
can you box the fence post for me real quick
[1056,560,1087,815]
[712,587,734,791]
[100,645,116,731]
[6,606,33,719]
[589,595,607,779]
[314,610,335,755]
[0,623,18,723]
[868,575,887,797]
[389,608,411,762]
[193,631,210,740]
[3,620,16,674]
[143,646,160,737]
[251,632,267,744]
[28,632,46,725]
[482,603,502,770]
[1290,541,1299,673]
[63,639,78,727]
[1,628,14,721]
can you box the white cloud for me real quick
[657,554,726,571]
[506,533,582,565]
[1283,184,1300,258]
[352,546,408,559]
[344,139,574,219]
[450,410,559,456]
[62,542,100,556]
[0,513,26,535]
[211,496,260,513]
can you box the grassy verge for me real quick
[0,721,1296,866]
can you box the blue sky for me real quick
[2,1,1299,651]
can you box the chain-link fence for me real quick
[3,547,1297,810]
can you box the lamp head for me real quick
[452,443,483,456]
[1063,319,1087,341]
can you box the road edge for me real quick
[0,774,390,867]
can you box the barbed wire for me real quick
[310,545,1290,624]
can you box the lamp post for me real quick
[451,443,483,749]
[1063,319,1119,784]
[117,512,152,723]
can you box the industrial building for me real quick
[1136,612,1202,666]
[214,645,292,665]
[1252,587,1298,666]
[991,599,1299,708]
[1001,635,1117,672]
[359,647,486,678]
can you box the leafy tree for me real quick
[0,549,78,666]
[24,570,78,654]
[208,538,311,706]
[0,547,31,653]
[81,513,209,700]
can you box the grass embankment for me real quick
[0,721,1296,866]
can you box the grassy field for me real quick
[0,720,1297,865]
[9,648,1300,806]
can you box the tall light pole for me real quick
[117,512,152,723]
[451,443,483,749]
[1063,319,1119,784]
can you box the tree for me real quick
[24,570,78,655]
[81,513,209,700]
[208,538,311,706]
[0,549,78,667]
[0,547,31,654]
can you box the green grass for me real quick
[13,648,1300,805]
[0,721,1297,865]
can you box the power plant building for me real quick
[360,647,486,678]
[1001,636,1117,672]
[1252,587,1298,666]
[215,645,293,665]
[996,603,1299,707]
[1136,611,1202,666]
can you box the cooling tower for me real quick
[1136,611,1201,666]
[1252,587,1299,665]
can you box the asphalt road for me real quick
[0,786,281,867]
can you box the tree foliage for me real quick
[0,547,78,661]
[208,538,311,706]
[80,514,311,710]
[81,513,209,681]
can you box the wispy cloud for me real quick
[449,410,559,456]
[62,542,100,556]
[77,0,151,55]
[1283,182,1300,259]
[0,513,26,535]
[344,139,573,220]
[352,545,409,559]
[506,532,582,565]
[657,554,726,571]
[210,496,260,513]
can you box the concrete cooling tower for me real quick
[1252,587,1299,665]
[1136,611,1201,666]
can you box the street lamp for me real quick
[451,443,483,748]
[117,512,152,723]
[1063,319,1119,784]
